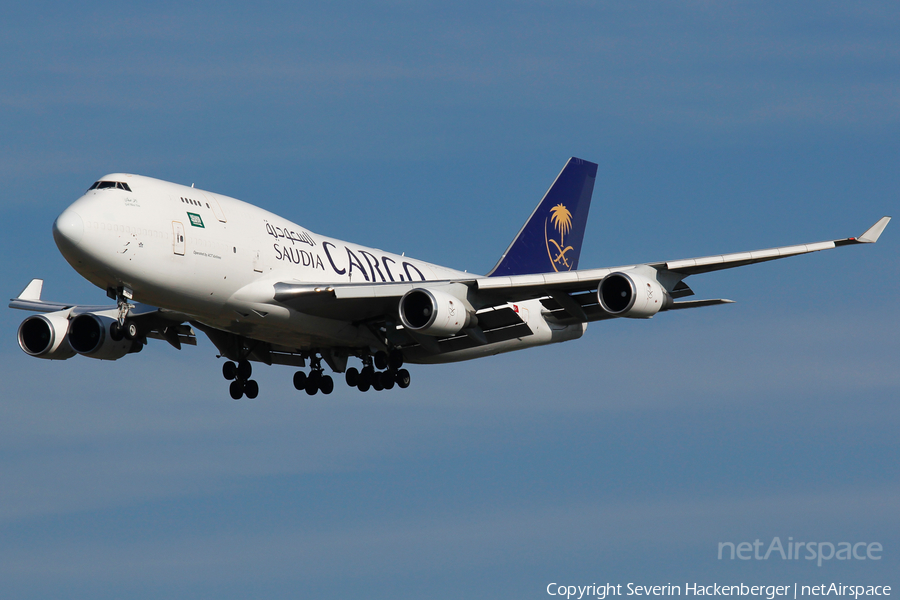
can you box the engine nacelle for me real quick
[67,313,137,360]
[598,271,670,318]
[399,288,476,337]
[18,311,76,360]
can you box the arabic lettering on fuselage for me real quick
[263,217,426,281]
[265,221,315,247]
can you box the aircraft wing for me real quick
[274,216,890,324]
[478,216,890,295]
[9,279,198,348]
[272,281,449,322]
[8,279,90,313]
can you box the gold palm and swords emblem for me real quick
[544,203,575,272]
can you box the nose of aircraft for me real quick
[53,206,84,247]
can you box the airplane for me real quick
[10,158,891,399]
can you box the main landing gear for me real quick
[220,349,411,399]
[289,349,409,395]
[292,355,334,396]
[222,359,259,399]
[344,350,410,393]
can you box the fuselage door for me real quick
[172,221,185,255]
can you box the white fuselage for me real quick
[52,173,584,363]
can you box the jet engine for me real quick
[597,271,670,318]
[67,313,138,360]
[399,288,476,337]
[17,311,76,360]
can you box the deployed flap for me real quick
[668,299,735,309]
[399,305,532,359]
[488,157,597,277]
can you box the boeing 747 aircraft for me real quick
[10,158,890,399]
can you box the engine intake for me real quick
[68,313,137,360]
[17,311,76,360]
[399,288,475,337]
[598,271,670,318]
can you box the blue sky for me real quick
[1,2,897,598]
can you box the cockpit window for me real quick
[88,181,132,192]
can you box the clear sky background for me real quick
[1,2,898,598]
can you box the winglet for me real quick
[857,216,891,243]
[17,278,44,301]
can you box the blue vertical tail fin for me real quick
[487,157,597,277]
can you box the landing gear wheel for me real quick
[109,322,125,342]
[124,320,140,340]
[388,349,404,370]
[305,371,321,396]
[293,371,307,390]
[229,380,244,399]
[244,380,259,399]
[396,368,411,389]
[381,370,395,390]
[371,372,384,391]
[320,375,334,395]
[223,361,237,380]
[237,360,252,380]
[357,378,371,392]
[345,367,359,387]
[374,351,389,370]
